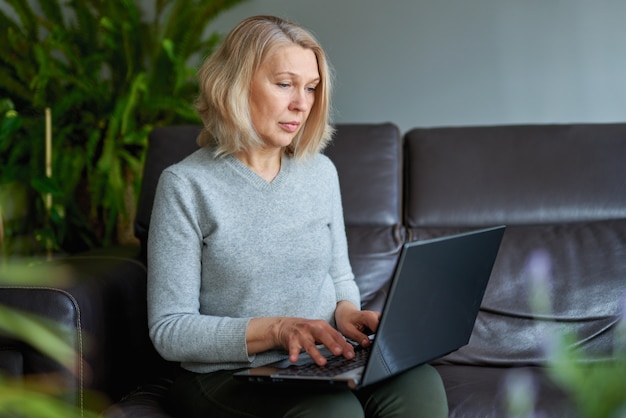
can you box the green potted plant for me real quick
[0,0,245,254]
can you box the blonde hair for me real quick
[195,15,334,159]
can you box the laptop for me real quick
[234,225,506,389]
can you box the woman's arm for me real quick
[148,170,251,364]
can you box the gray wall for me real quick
[205,0,626,133]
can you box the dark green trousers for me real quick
[167,364,448,418]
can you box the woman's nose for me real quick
[290,89,311,112]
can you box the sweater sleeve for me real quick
[146,170,253,365]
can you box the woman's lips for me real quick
[280,122,300,133]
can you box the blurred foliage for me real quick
[0,303,77,377]
[0,301,107,416]
[0,0,245,254]
[546,331,626,418]
[0,378,102,418]
[0,262,105,416]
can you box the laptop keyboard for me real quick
[277,346,370,377]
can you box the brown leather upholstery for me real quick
[324,123,405,311]
[0,252,161,413]
[0,287,82,408]
[405,123,626,416]
[404,124,626,227]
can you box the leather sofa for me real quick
[1,122,625,417]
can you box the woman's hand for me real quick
[246,302,379,366]
[334,300,381,348]
[247,316,357,366]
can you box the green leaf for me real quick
[35,0,64,28]
[0,107,22,144]
[0,0,247,253]
[162,38,175,61]
[0,303,76,371]
[3,0,37,40]
[30,176,62,197]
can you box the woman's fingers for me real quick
[336,309,381,347]
[280,318,354,365]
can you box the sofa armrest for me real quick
[0,248,174,412]
[0,285,86,409]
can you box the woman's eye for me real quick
[277,83,291,88]
[306,86,317,93]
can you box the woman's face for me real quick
[249,44,320,150]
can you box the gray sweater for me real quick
[147,147,361,373]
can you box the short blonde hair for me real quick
[195,15,334,159]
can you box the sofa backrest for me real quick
[134,123,405,310]
[404,123,626,365]
[324,123,404,310]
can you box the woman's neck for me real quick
[235,148,282,182]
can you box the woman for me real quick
[147,15,448,417]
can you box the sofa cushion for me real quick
[435,364,577,418]
[323,123,403,226]
[344,225,404,311]
[404,123,626,227]
[102,377,174,418]
[404,123,626,365]
[414,220,626,365]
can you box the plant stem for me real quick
[45,107,52,260]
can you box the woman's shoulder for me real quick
[163,147,220,176]
[157,147,232,192]
[301,152,337,174]
[286,153,339,188]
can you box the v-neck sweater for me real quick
[147,147,360,373]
